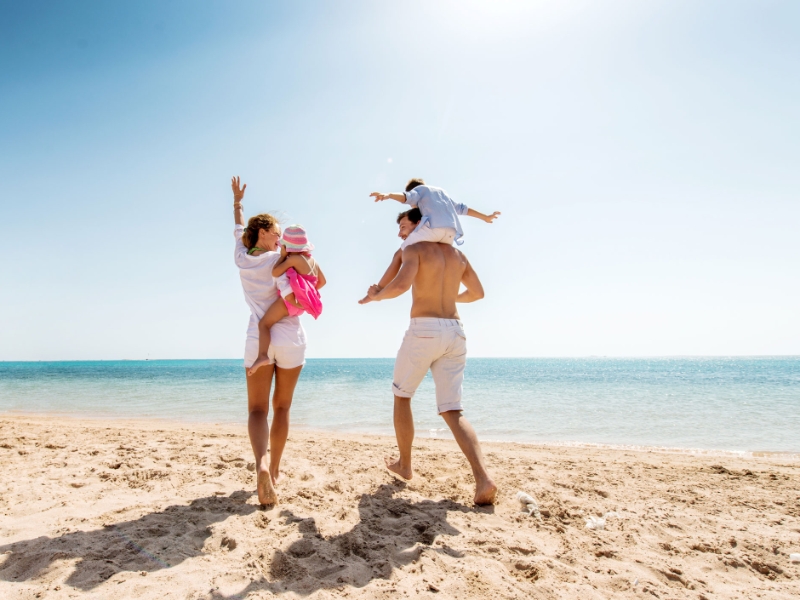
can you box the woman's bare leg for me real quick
[269,364,303,485]
[248,299,290,376]
[246,364,277,505]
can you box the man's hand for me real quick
[483,211,501,223]
[231,176,246,203]
[358,284,382,304]
[370,192,388,202]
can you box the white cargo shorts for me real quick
[392,318,467,413]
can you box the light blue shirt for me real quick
[404,185,469,245]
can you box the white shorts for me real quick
[392,318,467,413]
[244,335,306,370]
[400,224,457,250]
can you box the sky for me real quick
[0,0,798,360]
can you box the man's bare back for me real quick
[366,242,484,313]
[407,242,466,319]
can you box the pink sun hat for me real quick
[281,225,314,252]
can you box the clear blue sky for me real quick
[1,0,798,360]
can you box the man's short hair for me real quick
[397,208,422,224]
[405,178,425,192]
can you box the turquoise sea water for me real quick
[1,358,798,452]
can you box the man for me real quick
[359,208,497,505]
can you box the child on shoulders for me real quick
[370,178,500,249]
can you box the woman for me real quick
[231,176,317,505]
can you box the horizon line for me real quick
[2,355,799,363]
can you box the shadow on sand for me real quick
[0,491,259,590]
[1,482,491,596]
[210,481,494,598]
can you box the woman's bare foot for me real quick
[257,470,278,505]
[269,466,282,486]
[247,356,271,377]
[384,456,412,480]
[474,479,498,505]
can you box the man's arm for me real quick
[377,249,403,289]
[465,208,501,224]
[456,254,485,303]
[232,176,246,226]
[369,247,420,302]
[358,249,403,304]
[370,192,407,204]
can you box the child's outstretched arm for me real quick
[465,208,501,223]
[370,192,406,204]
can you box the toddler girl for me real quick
[248,225,325,376]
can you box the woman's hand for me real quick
[232,176,246,225]
[231,176,246,203]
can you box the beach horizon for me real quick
[3,357,798,455]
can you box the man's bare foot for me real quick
[474,479,498,505]
[247,356,271,377]
[384,456,412,480]
[257,470,278,505]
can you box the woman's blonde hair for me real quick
[242,213,279,250]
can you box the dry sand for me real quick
[1,415,799,599]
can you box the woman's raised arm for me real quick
[231,176,246,226]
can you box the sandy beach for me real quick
[1,416,798,599]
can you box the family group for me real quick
[231,176,500,506]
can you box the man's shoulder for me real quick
[406,241,462,257]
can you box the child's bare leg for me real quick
[248,299,290,376]
[284,292,303,310]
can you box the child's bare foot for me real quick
[257,470,278,505]
[247,356,271,377]
[384,456,412,480]
[474,479,498,505]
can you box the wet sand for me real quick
[1,415,799,599]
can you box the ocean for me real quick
[1,358,798,453]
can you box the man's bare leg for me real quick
[269,364,303,486]
[440,410,497,505]
[245,365,278,505]
[385,395,414,480]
